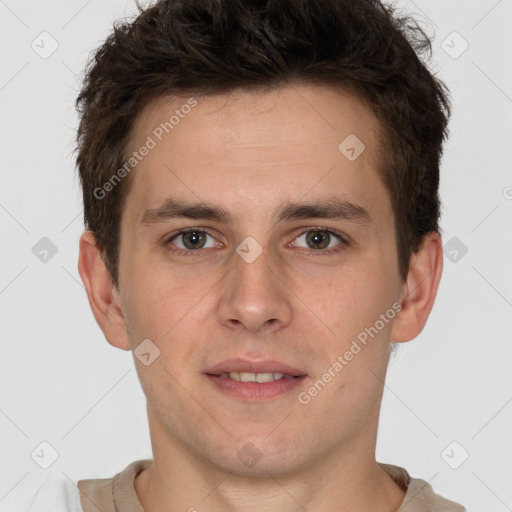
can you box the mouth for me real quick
[203,358,308,401]
[204,358,307,377]
[206,371,303,382]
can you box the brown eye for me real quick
[306,230,331,249]
[182,231,206,249]
[294,230,343,251]
[168,230,216,251]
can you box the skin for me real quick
[78,83,443,512]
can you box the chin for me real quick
[208,431,308,477]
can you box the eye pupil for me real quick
[306,231,330,249]
[183,231,206,249]
[172,229,340,253]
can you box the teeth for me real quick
[218,371,290,382]
[255,372,283,383]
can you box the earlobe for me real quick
[390,232,444,343]
[77,230,131,351]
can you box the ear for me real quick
[390,231,444,343]
[77,230,131,351]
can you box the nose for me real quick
[216,243,293,334]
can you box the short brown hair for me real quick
[75,0,451,288]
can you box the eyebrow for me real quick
[139,197,373,227]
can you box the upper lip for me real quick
[204,358,307,376]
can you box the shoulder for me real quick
[27,477,82,512]
[379,462,466,512]
[77,458,152,511]
[403,476,466,511]
[20,459,152,512]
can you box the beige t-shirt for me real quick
[77,459,466,511]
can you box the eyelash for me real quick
[164,227,351,256]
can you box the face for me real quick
[113,84,405,475]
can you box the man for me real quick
[31,0,466,510]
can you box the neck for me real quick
[134,409,406,512]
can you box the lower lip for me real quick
[205,374,307,401]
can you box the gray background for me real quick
[1,0,511,510]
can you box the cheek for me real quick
[121,261,218,375]
[295,265,388,337]
[123,257,201,328]
[301,266,397,393]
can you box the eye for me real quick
[292,229,346,252]
[166,229,218,251]
[164,227,349,256]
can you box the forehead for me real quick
[122,83,391,230]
